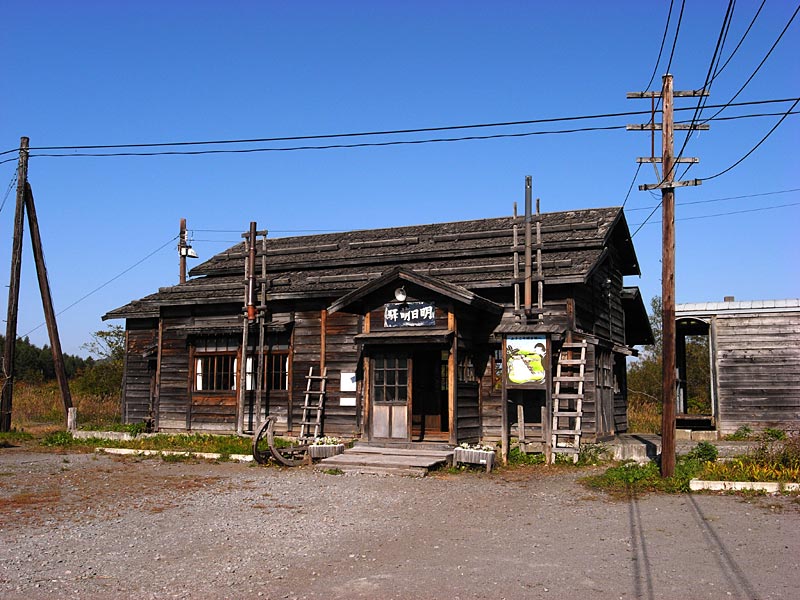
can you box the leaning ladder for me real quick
[299,367,328,442]
[550,340,587,463]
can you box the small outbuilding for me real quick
[105,202,652,459]
[676,298,800,436]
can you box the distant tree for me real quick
[73,325,125,398]
[627,296,712,425]
[0,335,87,383]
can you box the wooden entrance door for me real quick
[411,348,448,440]
[370,353,410,440]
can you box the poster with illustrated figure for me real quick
[505,336,547,385]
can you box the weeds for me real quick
[724,425,754,441]
[699,433,800,483]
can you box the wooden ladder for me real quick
[550,340,587,464]
[299,367,328,442]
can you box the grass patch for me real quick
[627,400,661,435]
[0,430,34,447]
[698,434,800,483]
[582,457,707,498]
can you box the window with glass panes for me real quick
[372,354,408,403]
[193,336,239,392]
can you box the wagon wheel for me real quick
[252,417,274,465]
[252,417,310,467]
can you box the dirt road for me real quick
[1,448,798,599]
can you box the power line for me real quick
[707,0,766,86]
[20,235,178,338]
[701,97,800,181]
[701,3,800,126]
[664,0,687,78]
[0,174,17,214]
[629,201,800,230]
[626,187,800,211]
[1,97,794,159]
[12,104,797,161]
[645,0,676,91]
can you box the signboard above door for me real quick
[384,301,436,328]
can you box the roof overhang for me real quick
[621,286,654,346]
[327,266,503,316]
[354,329,454,345]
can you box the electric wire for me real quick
[625,187,800,211]
[0,174,17,215]
[19,235,179,338]
[629,201,800,230]
[700,2,800,127]
[645,0,676,91]
[707,0,766,86]
[0,97,792,158]
[701,97,800,181]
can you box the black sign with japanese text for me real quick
[384,302,436,327]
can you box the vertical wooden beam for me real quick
[179,218,187,284]
[501,335,508,463]
[448,310,457,445]
[523,176,533,312]
[23,183,73,418]
[1,137,28,432]
[320,309,327,374]
[154,319,164,431]
[362,313,371,440]
[661,73,677,477]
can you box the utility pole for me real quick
[628,75,707,477]
[179,218,187,284]
[1,138,29,432]
[24,183,73,416]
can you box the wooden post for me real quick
[501,335,508,464]
[1,137,29,432]
[523,176,532,312]
[535,197,543,320]
[179,218,187,284]
[660,74,677,478]
[448,311,457,445]
[24,183,73,419]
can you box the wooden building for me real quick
[104,204,652,458]
[676,298,800,436]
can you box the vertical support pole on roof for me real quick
[524,176,533,314]
[237,221,257,435]
[179,218,187,284]
[512,202,520,317]
[536,197,543,321]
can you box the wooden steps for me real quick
[315,444,454,476]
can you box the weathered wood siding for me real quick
[290,309,322,433]
[322,311,362,437]
[613,353,629,433]
[157,316,192,431]
[456,382,480,442]
[714,312,800,435]
[480,355,503,443]
[122,320,158,424]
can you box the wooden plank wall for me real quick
[573,255,626,345]
[123,322,157,424]
[157,317,192,431]
[290,309,322,433]
[322,311,362,438]
[715,311,800,435]
[456,382,480,442]
[613,353,629,433]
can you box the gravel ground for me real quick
[1,447,798,600]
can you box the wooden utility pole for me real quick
[179,218,187,284]
[628,75,707,477]
[1,137,28,432]
[24,183,73,416]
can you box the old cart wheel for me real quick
[252,417,310,467]
[252,417,274,464]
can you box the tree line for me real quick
[0,325,124,398]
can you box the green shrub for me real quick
[41,430,75,447]
[685,441,718,463]
[761,428,786,442]
[724,425,754,441]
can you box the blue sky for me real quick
[1,0,798,356]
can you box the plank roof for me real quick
[105,207,639,320]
